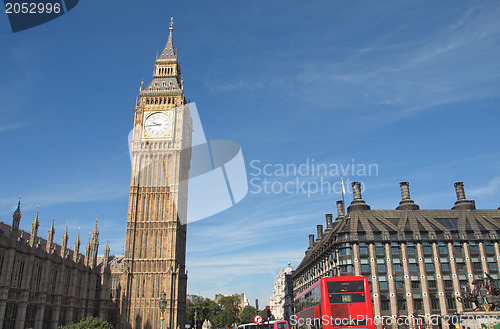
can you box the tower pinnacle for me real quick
[30,205,40,247]
[12,196,21,231]
[158,17,176,60]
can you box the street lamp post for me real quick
[159,291,167,329]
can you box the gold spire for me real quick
[169,17,174,31]
[33,205,40,230]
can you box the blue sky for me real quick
[1,0,500,308]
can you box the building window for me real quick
[379,281,388,290]
[414,299,423,310]
[393,263,402,272]
[453,245,463,256]
[409,263,418,272]
[485,244,495,254]
[411,281,420,289]
[444,280,453,288]
[339,248,351,256]
[439,246,447,254]
[473,262,482,271]
[428,280,437,289]
[407,246,416,254]
[470,245,480,254]
[441,263,450,272]
[376,246,385,255]
[447,297,456,310]
[456,262,466,272]
[437,218,458,229]
[381,300,390,311]
[377,264,387,272]
[423,246,432,255]
[398,298,407,310]
[361,264,370,273]
[425,263,435,271]
[340,265,353,274]
[431,298,440,310]
[489,262,498,272]
[359,246,369,255]
[391,246,400,255]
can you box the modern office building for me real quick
[293,181,500,328]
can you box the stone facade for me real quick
[269,264,293,320]
[0,201,116,329]
[293,181,500,328]
[120,18,192,329]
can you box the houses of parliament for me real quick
[0,18,191,329]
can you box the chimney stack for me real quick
[336,200,345,218]
[400,182,410,200]
[452,182,475,210]
[317,225,323,240]
[352,182,362,200]
[396,182,419,210]
[325,214,333,230]
[347,181,370,212]
[454,182,466,201]
[308,234,315,248]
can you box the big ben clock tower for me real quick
[123,18,192,329]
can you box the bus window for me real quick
[277,323,288,329]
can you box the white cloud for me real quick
[0,121,32,133]
[469,176,500,197]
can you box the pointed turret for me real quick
[103,238,110,271]
[85,232,91,267]
[74,228,81,262]
[158,17,176,60]
[46,214,55,253]
[29,206,40,247]
[61,223,69,258]
[90,218,99,268]
[92,217,99,242]
[12,196,21,231]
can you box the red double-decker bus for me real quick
[294,276,374,329]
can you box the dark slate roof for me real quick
[158,30,176,60]
[294,207,500,277]
[141,77,182,96]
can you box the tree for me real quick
[213,296,241,328]
[186,298,221,328]
[239,306,257,324]
[58,317,114,329]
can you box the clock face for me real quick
[144,112,172,138]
